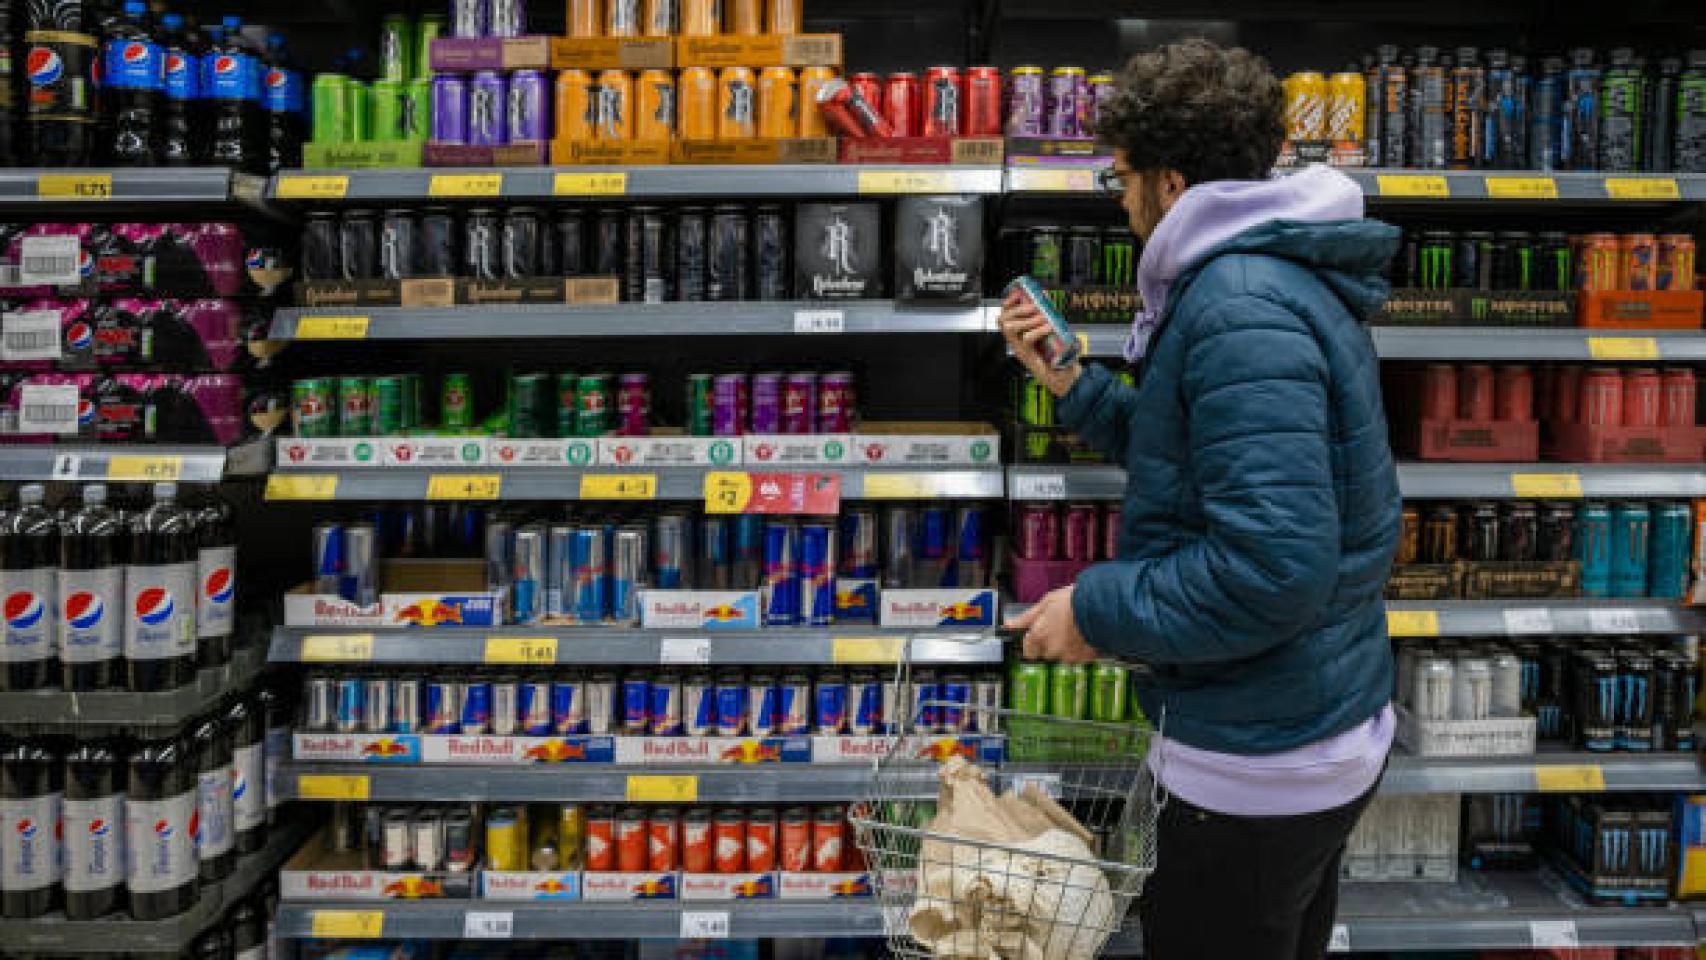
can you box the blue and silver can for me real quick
[571,525,609,623]
[732,514,764,588]
[649,672,683,736]
[800,521,836,627]
[424,680,460,733]
[392,675,421,733]
[813,670,848,734]
[517,679,552,736]
[621,674,651,734]
[684,671,716,736]
[342,522,379,606]
[551,676,586,734]
[1610,502,1651,598]
[335,677,365,733]
[763,520,800,626]
[511,525,546,625]
[611,525,648,624]
[460,679,493,735]
[850,669,883,735]
[747,671,779,736]
[655,513,690,589]
[547,524,573,617]
[312,522,344,594]
[305,675,336,732]
[490,675,519,736]
[714,669,748,737]
[777,671,812,735]
[698,516,731,589]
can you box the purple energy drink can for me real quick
[781,372,817,435]
[469,71,507,147]
[763,521,800,626]
[800,521,836,627]
[1046,69,1081,137]
[431,75,468,144]
[712,373,746,437]
[1007,66,1046,136]
[817,371,855,433]
[489,0,526,36]
[506,69,547,142]
[551,678,586,734]
[750,372,783,434]
[451,0,487,36]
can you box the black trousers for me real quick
[1138,784,1378,960]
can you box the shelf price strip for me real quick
[266,474,339,501]
[1385,610,1439,638]
[294,315,371,340]
[579,473,657,500]
[1604,178,1680,200]
[311,910,385,938]
[464,911,515,939]
[1586,336,1659,361]
[37,173,112,199]
[833,637,905,663]
[1528,920,1580,948]
[484,637,559,665]
[627,774,698,803]
[681,912,731,939]
[429,173,504,197]
[300,634,375,662]
[1484,176,1557,200]
[298,774,371,801]
[1510,473,1582,498]
[553,172,628,196]
[106,455,183,482]
[275,175,350,200]
[427,474,502,500]
[1376,175,1449,198]
[1534,765,1604,792]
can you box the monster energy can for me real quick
[1101,229,1137,287]
[1049,663,1089,720]
[1009,662,1050,714]
[1089,661,1129,723]
[1018,376,1055,427]
[1418,230,1455,290]
[1027,227,1063,284]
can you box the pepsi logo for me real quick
[78,250,94,277]
[244,248,266,269]
[134,586,175,626]
[66,591,104,630]
[67,322,93,352]
[88,818,111,836]
[231,769,247,800]
[120,41,151,66]
[164,53,188,76]
[204,568,234,605]
[4,592,45,630]
[15,819,37,839]
[153,818,172,839]
[265,69,287,89]
[76,398,95,427]
[212,55,239,77]
[26,48,63,86]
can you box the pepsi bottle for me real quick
[125,735,197,920]
[262,33,304,173]
[159,12,202,165]
[125,483,197,693]
[63,737,123,920]
[255,685,287,826]
[232,897,265,960]
[1,485,60,692]
[0,735,63,918]
[24,0,98,165]
[193,492,235,669]
[224,697,263,854]
[59,484,124,692]
[206,16,261,172]
[101,0,163,164]
[191,712,233,881]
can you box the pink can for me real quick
[1661,369,1697,427]
[1062,504,1097,562]
[1622,368,1662,427]
[1580,368,1624,427]
[781,372,817,435]
[1457,364,1495,421]
[1552,365,1583,425]
[1494,365,1533,423]
[617,373,651,436]
[1016,503,1058,560]
[1102,506,1121,560]
[817,371,856,433]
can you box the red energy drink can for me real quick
[745,810,778,871]
[1457,364,1496,420]
[1102,506,1121,560]
[616,808,648,872]
[1062,504,1097,562]
[713,810,746,873]
[882,72,919,137]
[585,807,615,871]
[647,810,680,871]
[811,806,846,872]
[779,807,812,872]
[1581,368,1625,426]
[781,372,816,435]
[964,66,1003,135]
[1620,233,1658,291]
[683,810,713,873]
[1017,503,1058,560]
[1553,365,1583,424]
[922,65,963,136]
[817,371,855,433]
[848,73,883,113]
[1622,368,1662,427]
[1657,234,1696,291]
[1661,369,1697,427]
[1421,363,1457,421]
[815,78,891,138]
[1495,365,1533,422]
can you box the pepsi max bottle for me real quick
[101,0,163,164]
[0,735,63,918]
[125,735,198,920]
[191,713,233,881]
[262,33,304,173]
[255,685,287,825]
[159,12,202,165]
[59,484,124,692]
[206,16,261,173]
[1,485,60,692]
[224,696,264,854]
[193,492,235,669]
[24,0,98,165]
[125,483,197,693]
[63,738,123,919]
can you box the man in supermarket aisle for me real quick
[1000,38,1403,960]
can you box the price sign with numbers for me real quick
[51,454,81,480]
[1529,919,1580,947]
[1386,610,1439,637]
[484,637,559,665]
[1587,608,1642,634]
[275,175,350,200]
[1011,473,1067,500]
[430,173,504,197]
[1377,174,1450,198]
[1484,177,1557,199]
[1501,608,1555,635]
[857,170,958,194]
[301,634,375,662]
[554,172,628,196]
[1604,177,1680,200]
[37,173,112,200]
[295,316,371,340]
[311,910,384,938]
[427,474,503,500]
[266,474,340,501]
[1511,472,1582,498]
[627,774,698,803]
[298,774,371,801]
[107,455,183,482]
[794,309,845,334]
[832,637,905,664]
[579,474,657,500]
[1011,168,1096,192]
[464,911,514,939]
[1586,337,1660,361]
[1535,765,1604,793]
[660,637,711,665]
[703,472,840,515]
[680,911,731,939]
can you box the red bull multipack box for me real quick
[878,588,998,628]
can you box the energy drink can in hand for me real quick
[1005,276,1080,371]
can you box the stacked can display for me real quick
[1002,64,1118,139]
[311,16,439,145]
[434,3,550,149]
[1394,229,1695,293]
[818,66,1003,138]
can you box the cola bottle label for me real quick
[124,561,195,660]
[63,795,125,891]
[195,545,235,639]
[102,37,162,91]
[231,743,263,833]
[124,790,195,892]
[58,567,122,663]
[0,793,63,889]
[0,566,55,662]
[194,764,233,858]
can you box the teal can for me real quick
[1609,502,1651,599]
[1648,502,1693,600]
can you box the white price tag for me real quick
[794,309,845,334]
[51,454,81,479]
[1327,924,1351,952]
[1011,473,1067,500]
[1587,608,1642,634]
[1,309,61,361]
[1529,919,1579,948]
[1010,773,1063,799]
[1501,607,1555,635]
[17,383,79,435]
[463,911,513,939]
[660,637,711,665]
[18,235,82,286]
[679,911,730,939]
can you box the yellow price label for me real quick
[1511,473,1583,498]
[484,637,559,665]
[106,455,182,482]
[832,637,905,664]
[1386,610,1440,638]
[1587,336,1660,361]
[426,474,502,500]
[266,474,340,501]
[295,315,370,340]
[1484,177,1557,200]
[579,474,657,500]
[1012,169,1095,192]
[1377,175,1450,198]
[297,775,371,801]
[275,175,350,200]
[862,474,931,499]
[703,472,754,514]
[626,775,698,803]
[858,170,956,194]
[301,634,375,662]
[554,172,628,196]
[37,173,112,200]
[429,173,503,197]
[1535,765,1605,792]
[310,910,384,938]
[1605,177,1681,200]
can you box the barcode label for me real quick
[17,236,81,286]
[1,310,61,361]
[17,383,79,435]
[0,264,21,287]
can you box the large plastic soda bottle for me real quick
[255,684,288,825]
[59,483,124,692]
[0,734,63,918]
[193,491,235,669]
[63,737,124,920]
[125,735,198,920]
[125,483,198,693]
[262,33,304,172]
[191,711,233,881]
[1,485,60,692]
[101,0,163,164]
[24,0,98,165]
[158,12,202,164]
[224,696,264,854]
[206,15,261,172]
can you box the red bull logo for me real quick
[395,600,464,626]
[533,877,573,897]
[703,604,744,622]
[632,877,674,898]
[829,876,872,897]
[718,741,782,764]
[520,741,586,763]
[732,876,774,898]
[359,739,411,757]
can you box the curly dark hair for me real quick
[1096,39,1286,184]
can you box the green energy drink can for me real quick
[1018,376,1054,427]
[370,79,408,141]
[685,373,714,437]
[509,373,550,439]
[336,377,373,436]
[292,379,335,438]
[442,373,474,430]
[555,373,579,438]
[402,78,434,142]
[1101,230,1138,287]
[1009,662,1050,714]
[415,15,446,80]
[1027,227,1063,284]
[347,81,372,142]
[1049,664,1089,720]
[576,374,612,438]
[379,14,412,82]
[311,74,352,142]
[371,377,406,434]
[1090,662,1129,723]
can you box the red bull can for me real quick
[305,676,336,731]
[880,677,906,735]
[953,507,987,588]
[654,513,689,589]
[621,674,651,734]
[551,677,586,734]
[732,515,764,589]
[850,670,883,735]
[938,672,971,733]
[800,522,836,627]
[715,669,749,736]
[912,669,941,733]
[335,677,365,733]
[611,525,647,625]
[778,671,812,735]
[839,508,879,579]
[650,672,683,736]
[748,671,779,736]
[586,671,617,736]
[517,679,552,736]
[312,522,345,594]
[971,675,1002,734]
[813,670,848,734]
[393,676,421,733]
[684,671,716,736]
[763,521,800,626]
[570,525,608,623]
[424,680,459,733]
[490,676,519,736]
[460,680,493,734]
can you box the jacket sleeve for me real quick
[1070,295,1342,665]
[1055,363,1143,466]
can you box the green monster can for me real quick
[310,74,352,142]
[554,373,579,439]
[575,374,612,438]
[509,373,549,439]
[292,379,335,438]
[370,79,407,141]
[414,15,446,80]
[1089,661,1129,723]
[1028,226,1063,284]
[371,377,406,434]
[1048,663,1089,720]
[336,377,372,437]
[441,373,474,430]
[379,15,411,82]
[346,81,372,142]
[684,373,714,437]
[1018,375,1054,427]
[402,78,434,142]
[1008,662,1051,715]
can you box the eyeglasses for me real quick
[1097,168,1127,195]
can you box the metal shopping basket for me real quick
[848,654,1159,960]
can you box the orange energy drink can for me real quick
[569,0,602,37]
[646,809,680,871]
[643,0,677,35]
[584,806,615,871]
[1658,234,1697,292]
[718,66,757,139]
[615,807,648,872]
[595,70,634,140]
[678,66,719,139]
[768,0,802,33]
[1327,71,1365,143]
[636,69,676,141]
[1283,71,1327,141]
[757,66,798,138]
[1580,233,1621,292]
[605,0,641,36]
[797,67,836,138]
[681,0,721,36]
[730,0,763,34]
[1621,233,1658,291]
[555,69,596,141]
